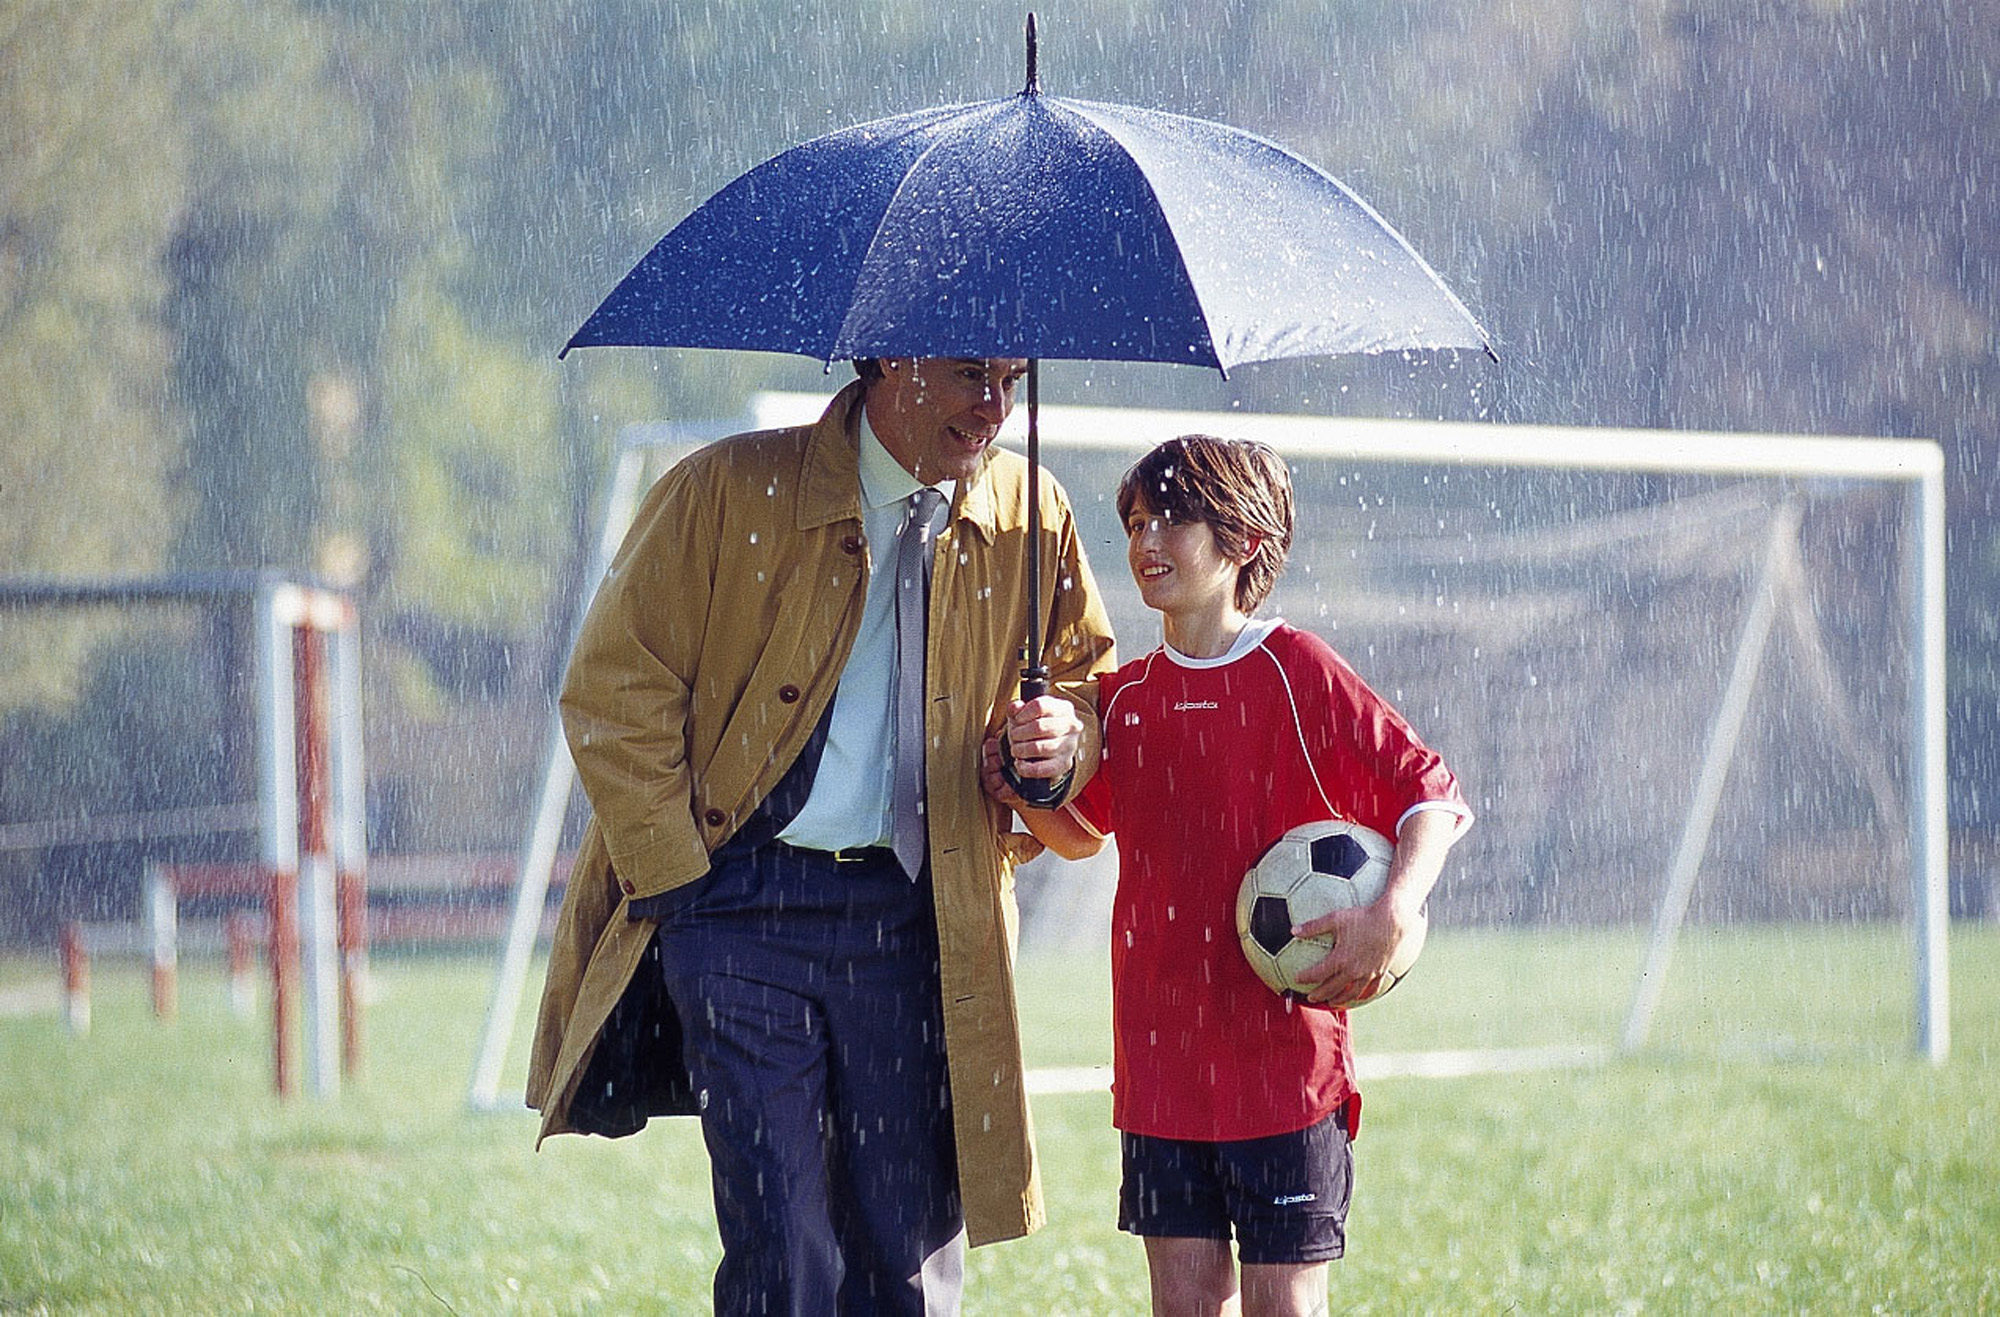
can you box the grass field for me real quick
[3,923,1996,1313]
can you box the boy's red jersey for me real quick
[1069,618,1469,1141]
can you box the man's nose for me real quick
[972,387,1009,425]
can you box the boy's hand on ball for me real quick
[1291,894,1428,1006]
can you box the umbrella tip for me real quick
[1023,12,1039,95]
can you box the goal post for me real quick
[468,418,737,1111]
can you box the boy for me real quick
[985,435,1470,1317]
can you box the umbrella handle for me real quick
[999,667,1067,809]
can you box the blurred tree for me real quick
[0,3,187,711]
[161,1,368,576]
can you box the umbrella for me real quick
[562,15,1492,800]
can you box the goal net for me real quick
[975,402,1946,1069]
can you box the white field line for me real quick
[0,982,60,1017]
[1024,1044,1610,1096]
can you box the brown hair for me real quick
[1115,434,1295,612]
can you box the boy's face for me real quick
[1124,501,1245,618]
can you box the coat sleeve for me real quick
[558,460,717,900]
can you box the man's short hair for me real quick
[1116,434,1295,613]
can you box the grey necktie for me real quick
[891,487,944,879]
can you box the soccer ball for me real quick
[1235,818,1425,1008]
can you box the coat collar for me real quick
[796,380,1014,543]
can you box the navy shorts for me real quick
[1117,1112,1353,1266]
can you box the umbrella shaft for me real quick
[1024,360,1042,668]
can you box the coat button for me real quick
[703,808,726,828]
[777,684,801,703]
[841,535,862,555]
[619,877,635,895]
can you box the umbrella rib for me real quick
[829,101,1020,360]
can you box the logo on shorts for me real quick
[1272,1192,1318,1206]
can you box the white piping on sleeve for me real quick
[1256,643,1343,821]
[1062,801,1107,840]
[1396,799,1474,838]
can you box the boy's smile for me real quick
[1125,505,1251,656]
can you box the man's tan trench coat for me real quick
[525,381,1117,1247]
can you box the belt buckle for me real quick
[832,847,873,865]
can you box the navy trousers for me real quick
[652,842,965,1317]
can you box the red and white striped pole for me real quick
[257,581,302,1099]
[58,920,89,1036]
[292,616,341,1097]
[329,601,368,1080]
[257,580,363,1100]
[144,865,178,1021]
[226,910,257,1018]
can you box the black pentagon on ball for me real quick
[1309,832,1369,878]
[1248,894,1295,955]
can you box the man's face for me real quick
[865,357,1030,483]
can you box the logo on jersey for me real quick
[1173,700,1219,711]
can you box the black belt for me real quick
[775,841,897,867]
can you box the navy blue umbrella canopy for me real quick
[563,91,1491,366]
[563,18,1489,803]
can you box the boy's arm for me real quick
[980,733,1107,861]
[1289,806,1460,1006]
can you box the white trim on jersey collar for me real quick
[1162,616,1285,669]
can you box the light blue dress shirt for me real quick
[778,411,954,852]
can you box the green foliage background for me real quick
[2,0,1997,894]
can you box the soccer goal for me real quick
[0,573,368,1098]
[469,396,1947,1107]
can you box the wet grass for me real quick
[2,922,1995,1313]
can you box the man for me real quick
[526,357,1117,1315]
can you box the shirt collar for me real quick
[1164,616,1285,668]
[858,408,954,513]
